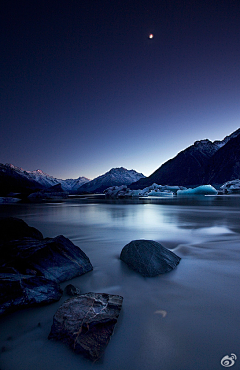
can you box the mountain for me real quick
[0,164,90,196]
[21,168,90,192]
[2,164,90,193]
[0,163,44,196]
[77,167,145,193]
[204,133,240,185]
[130,128,240,189]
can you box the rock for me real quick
[120,240,181,277]
[64,284,81,296]
[0,217,43,244]
[0,235,93,283]
[48,293,123,361]
[0,273,62,315]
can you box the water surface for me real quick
[0,196,240,370]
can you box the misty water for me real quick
[0,195,240,370]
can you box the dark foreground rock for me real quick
[0,235,93,283]
[0,273,62,315]
[120,239,181,277]
[48,293,123,361]
[0,217,93,315]
[0,217,43,244]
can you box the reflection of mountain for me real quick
[77,167,145,193]
[130,128,240,189]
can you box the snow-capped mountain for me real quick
[78,167,145,193]
[130,128,240,188]
[2,164,90,194]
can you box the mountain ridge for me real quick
[130,128,240,189]
[77,167,146,193]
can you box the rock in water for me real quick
[120,240,181,277]
[0,273,62,315]
[48,293,123,361]
[0,235,93,283]
[64,284,81,296]
[0,217,43,244]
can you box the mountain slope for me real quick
[204,133,240,184]
[130,128,240,188]
[78,167,145,193]
[0,164,44,196]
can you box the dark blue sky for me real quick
[1,0,240,179]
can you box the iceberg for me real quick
[177,185,218,196]
[148,190,174,197]
[220,179,240,194]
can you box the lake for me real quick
[0,195,240,370]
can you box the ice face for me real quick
[177,185,218,196]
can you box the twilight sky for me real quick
[1,0,240,180]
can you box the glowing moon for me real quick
[149,34,154,39]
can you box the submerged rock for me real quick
[120,240,181,277]
[0,273,62,315]
[48,292,123,361]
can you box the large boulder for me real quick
[120,240,181,277]
[48,293,123,361]
[0,235,93,283]
[0,218,93,315]
[0,273,62,315]
[0,217,43,244]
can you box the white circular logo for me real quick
[221,354,237,367]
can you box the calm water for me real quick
[0,196,240,370]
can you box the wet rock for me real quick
[64,284,81,296]
[0,235,93,283]
[48,292,123,361]
[0,273,62,315]
[120,239,181,277]
[0,217,43,244]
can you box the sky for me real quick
[1,0,240,180]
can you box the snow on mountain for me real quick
[78,167,146,193]
[213,128,240,149]
[192,139,220,157]
[4,164,90,193]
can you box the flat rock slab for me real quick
[48,292,123,361]
[0,273,62,315]
[120,239,181,277]
[0,235,93,283]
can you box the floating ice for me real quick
[148,190,173,197]
[220,179,240,194]
[177,185,218,196]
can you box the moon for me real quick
[148,34,154,39]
